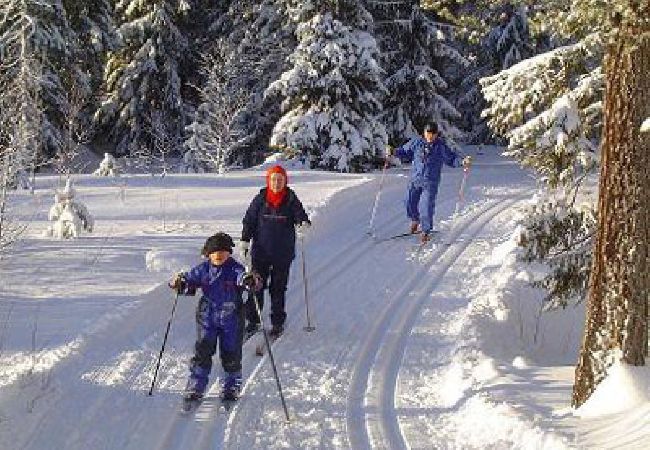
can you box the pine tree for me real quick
[185,0,299,168]
[367,0,467,145]
[267,0,387,171]
[95,0,188,164]
[63,1,118,124]
[573,1,650,407]
[479,1,606,312]
[0,0,80,168]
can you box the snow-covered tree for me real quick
[0,0,79,170]
[45,179,94,239]
[479,3,604,319]
[95,0,188,158]
[63,1,118,131]
[93,153,120,177]
[184,48,252,173]
[185,0,300,168]
[267,1,387,172]
[367,1,468,145]
[178,148,205,174]
[485,5,532,70]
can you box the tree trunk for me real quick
[572,18,650,408]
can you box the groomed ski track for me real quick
[346,193,527,450]
[5,157,537,450]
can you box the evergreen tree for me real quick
[95,0,188,164]
[0,0,80,166]
[480,2,604,312]
[186,0,299,168]
[267,0,387,171]
[63,1,118,124]
[367,1,467,145]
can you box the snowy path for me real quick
[3,154,595,450]
[348,194,526,450]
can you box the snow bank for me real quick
[145,248,198,273]
[576,360,650,418]
[257,152,310,170]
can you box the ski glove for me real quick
[296,220,312,235]
[241,271,263,291]
[169,273,186,293]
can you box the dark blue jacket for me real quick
[396,137,461,188]
[180,257,246,317]
[242,187,309,263]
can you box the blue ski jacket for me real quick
[242,187,309,263]
[396,137,462,188]
[179,257,246,318]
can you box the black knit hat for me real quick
[202,232,235,256]
[423,122,439,134]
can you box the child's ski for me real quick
[180,396,203,414]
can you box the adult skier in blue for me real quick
[169,232,260,407]
[390,122,472,243]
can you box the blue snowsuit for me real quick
[395,136,462,233]
[178,257,247,394]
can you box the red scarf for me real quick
[265,165,288,209]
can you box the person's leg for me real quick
[246,257,270,328]
[187,297,217,395]
[406,184,423,230]
[269,261,291,331]
[219,308,244,395]
[420,183,440,235]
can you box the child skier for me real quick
[169,232,259,408]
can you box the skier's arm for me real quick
[440,141,463,168]
[241,194,262,243]
[171,263,205,295]
[290,193,310,226]
[394,139,415,160]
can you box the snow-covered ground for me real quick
[0,149,648,449]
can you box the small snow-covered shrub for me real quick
[45,179,94,239]
[93,153,120,177]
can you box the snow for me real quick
[575,360,650,418]
[0,148,648,449]
[642,117,650,133]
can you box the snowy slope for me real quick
[0,149,648,449]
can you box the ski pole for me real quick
[367,154,390,237]
[248,284,291,422]
[454,165,470,215]
[149,290,180,396]
[299,233,315,332]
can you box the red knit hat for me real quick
[266,165,288,209]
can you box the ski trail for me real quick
[370,195,527,449]
[346,192,529,450]
[218,200,407,449]
[154,177,408,450]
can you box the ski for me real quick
[374,230,421,243]
[180,395,203,414]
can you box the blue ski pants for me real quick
[405,182,440,234]
[187,296,244,394]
